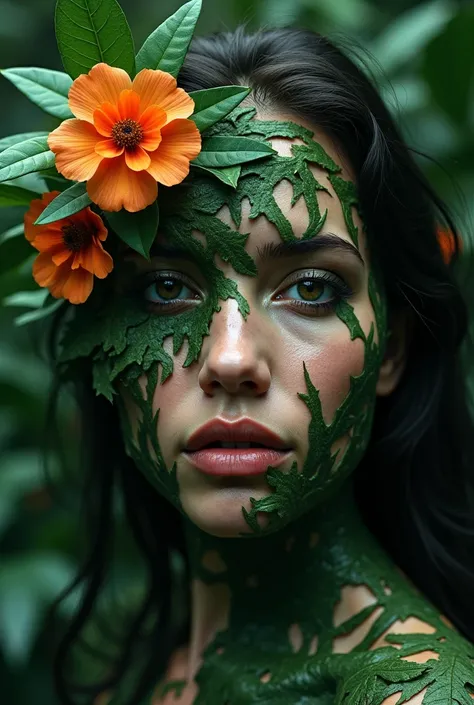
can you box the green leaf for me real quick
[423,6,474,126]
[189,86,251,132]
[0,227,31,275]
[106,202,159,259]
[0,184,40,207]
[35,182,91,225]
[3,290,49,308]
[1,67,73,120]
[14,298,64,327]
[192,136,276,168]
[136,0,202,77]
[0,223,24,246]
[0,137,55,183]
[193,164,241,188]
[0,132,49,153]
[55,0,136,80]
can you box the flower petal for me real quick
[80,208,109,241]
[68,63,132,123]
[52,248,73,266]
[141,129,162,152]
[34,232,66,252]
[48,120,103,182]
[75,238,114,278]
[62,267,94,304]
[87,155,158,212]
[96,139,125,158]
[118,89,141,121]
[93,103,121,137]
[146,119,202,186]
[32,251,60,287]
[125,146,151,172]
[24,191,61,244]
[132,69,194,122]
[140,105,167,132]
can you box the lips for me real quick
[184,418,291,452]
[182,418,293,477]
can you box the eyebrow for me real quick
[146,232,364,266]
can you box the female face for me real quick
[115,110,392,538]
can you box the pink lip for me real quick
[183,418,292,477]
[184,417,290,452]
[182,448,292,476]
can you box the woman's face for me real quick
[116,110,388,538]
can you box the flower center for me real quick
[111,119,144,149]
[62,223,94,252]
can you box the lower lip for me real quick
[182,448,292,476]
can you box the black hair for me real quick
[47,26,474,705]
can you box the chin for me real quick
[179,484,273,538]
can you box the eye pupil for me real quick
[157,279,182,299]
[297,280,324,301]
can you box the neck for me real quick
[180,478,394,681]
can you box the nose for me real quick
[197,297,272,396]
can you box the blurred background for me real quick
[1,0,474,702]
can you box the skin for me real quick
[76,109,474,704]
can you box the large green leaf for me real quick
[0,184,40,207]
[106,202,159,259]
[1,67,73,120]
[35,182,91,225]
[423,6,474,126]
[0,137,55,183]
[192,136,276,168]
[189,86,251,132]
[193,164,241,188]
[136,0,202,77]
[55,0,136,79]
[0,132,49,153]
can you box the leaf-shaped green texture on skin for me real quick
[55,0,136,79]
[193,136,276,168]
[0,137,55,183]
[1,68,73,120]
[34,182,91,225]
[135,0,202,77]
[192,164,241,188]
[0,184,40,207]
[105,202,159,260]
[189,86,251,132]
[0,132,49,153]
[335,658,430,705]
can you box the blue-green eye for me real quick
[275,270,352,315]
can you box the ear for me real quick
[376,310,413,397]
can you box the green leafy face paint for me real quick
[59,106,388,536]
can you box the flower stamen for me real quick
[111,119,144,149]
[62,223,95,252]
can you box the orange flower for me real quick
[24,191,113,304]
[47,63,202,213]
[436,226,459,264]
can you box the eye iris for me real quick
[156,278,182,301]
[297,280,324,301]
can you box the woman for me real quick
[45,25,474,705]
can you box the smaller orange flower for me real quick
[24,192,113,304]
[436,226,459,264]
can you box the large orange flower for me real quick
[48,63,202,213]
[24,192,113,304]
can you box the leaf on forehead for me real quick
[189,86,251,132]
[192,164,242,188]
[192,136,276,168]
[328,174,359,247]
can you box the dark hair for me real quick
[47,26,474,705]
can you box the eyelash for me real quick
[139,270,353,316]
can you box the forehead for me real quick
[154,109,368,264]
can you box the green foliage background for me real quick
[0,0,473,702]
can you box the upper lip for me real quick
[184,418,291,451]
